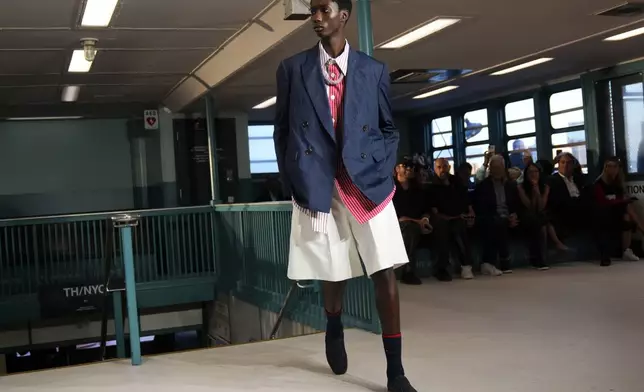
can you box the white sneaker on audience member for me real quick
[461,265,474,280]
[622,249,639,261]
[481,263,503,276]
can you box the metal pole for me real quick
[356,0,374,56]
[205,94,220,204]
[112,214,142,366]
[112,291,126,358]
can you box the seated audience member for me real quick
[508,167,522,182]
[393,158,433,285]
[536,159,555,176]
[546,153,587,241]
[456,162,474,190]
[430,158,476,280]
[593,157,644,266]
[474,151,492,184]
[515,150,534,184]
[517,163,550,270]
[473,155,520,275]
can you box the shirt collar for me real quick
[318,40,350,76]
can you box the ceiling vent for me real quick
[389,69,471,84]
[597,2,644,17]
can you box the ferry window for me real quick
[507,137,537,167]
[430,116,454,172]
[430,116,452,148]
[464,109,489,174]
[505,98,536,136]
[550,88,587,172]
[463,109,489,143]
[248,125,278,174]
[550,89,584,129]
[621,82,644,174]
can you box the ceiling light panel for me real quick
[604,26,644,41]
[68,50,94,73]
[377,18,461,49]
[253,96,277,109]
[412,85,459,99]
[490,58,554,76]
[81,0,119,27]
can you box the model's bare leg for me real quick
[322,281,348,375]
[372,268,415,392]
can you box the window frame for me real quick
[427,115,455,168]
[463,107,491,168]
[548,88,588,170]
[248,122,279,177]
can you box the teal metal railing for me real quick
[0,202,381,335]
[214,202,381,334]
[0,206,216,300]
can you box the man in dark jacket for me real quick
[473,155,520,275]
[429,158,476,280]
[393,158,433,285]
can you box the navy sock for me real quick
[383,333,404,380]
[325,310,344,339]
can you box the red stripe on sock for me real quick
[383,333,402,339]
[325,309,342,316]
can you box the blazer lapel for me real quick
[343,49,364,131]
[301,46,335,141]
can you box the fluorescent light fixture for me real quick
[61,86,80,102]
[253,96,277,109]
[604,26,644,41]
[68,50,94,73]
[490,58,554,76]
[81,0,119,27]
[377,18,461,49]
[6,116,83,121]
[412,85,459,99]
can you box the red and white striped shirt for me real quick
[293,41,395,233]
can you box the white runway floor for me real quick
[2,262,644,391]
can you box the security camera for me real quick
[80,38,98,62]
[284,0,311,20]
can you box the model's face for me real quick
[310,0,346,38]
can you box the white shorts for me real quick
[287,187,409,282]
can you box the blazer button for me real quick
[361,153,367,159]
[362,125,368,132]
[305,147,314,155]
[302,121,308,128]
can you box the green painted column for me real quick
[205,94,220,204]
[356,0,374,56]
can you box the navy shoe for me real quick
[387,375,418,392]
[325,335,348,375]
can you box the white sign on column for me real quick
[144,109,159,130]
[626,181,644,242]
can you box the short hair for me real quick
[333,0,353,15]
